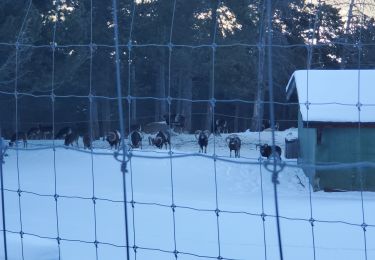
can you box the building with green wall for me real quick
[286,70,375,191]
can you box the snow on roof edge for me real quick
[285,69,375,123]
[285,71,297,100]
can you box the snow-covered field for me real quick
[1,130,375,260]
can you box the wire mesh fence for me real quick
[1,0,375,260]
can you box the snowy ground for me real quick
[1,129,375,260]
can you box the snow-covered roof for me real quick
[286,70,375,123]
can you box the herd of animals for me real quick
[5,114,282,160]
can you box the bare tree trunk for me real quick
[234,102,240,133]
[181,72,192,133]
[131,65,137,124]
[205,74,213,132]
[154,63,166,121]
[345,0,355,36]
[313,0,323,68]
[154,67,161,122]
[153,26,168,122]
[251,79,265,131]
[90,92,100,139]
[100,98,111,136]
[131,99,137,124]
[177,72,183,114]
[340,0,355,69]
[251,1,266,131]
[160,63,167,118]
[205,3,218,132]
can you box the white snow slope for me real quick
[1,129,375,260]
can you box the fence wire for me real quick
[0,1,374,260]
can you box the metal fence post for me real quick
[0,134,8,260]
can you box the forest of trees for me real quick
[0,0,374,137]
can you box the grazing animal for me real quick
[149,130,170,149]
[9,132,27,148]
[27,127,40,139]
[39,124,53,139]
[64,132,79,147]
[83,134,92,149]
[225,134,241,158]
[214,119,228,136]
[106,130,121,150]
[257,143,282,160]
[130,130,143,149]
[195,130,210,153]
[148,135,163,149]
[164,113,185,133]
[55,127,72,139]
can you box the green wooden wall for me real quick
[298,115,375,191]
[298,113,318,190]
[315,128,375,191]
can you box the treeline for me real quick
[0,0,374,137]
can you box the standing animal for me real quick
[64,132,79,147]
[55,127,72,139]
[129,130,143,149]
[9,132,27,148]
[214,119,228,136]
[257,143,282,160]
[148,135,163,149]
[225,134,241,158]
[164,113,185,133]
[27,127,40,139]
[106,130,121,150]
[39,124,53,139]
[195,130,210,153]
[83,133,92,149]
[148,130,170,149]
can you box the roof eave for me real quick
[302,121,375,128]
[285,71,297,101]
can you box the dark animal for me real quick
[148,135,163,149]
[9,132,27,148]
[164,113,185,133]
[195,130,210,153]
[27,127,40,139]
[225,134,241,158]
[149,130,170,149]
[83,134,92,149]
[214,119,228,136]
[106,130,121,150]
[64,132,79,147]
[257,144,282,160]
[130,130,143,149]
[55,127,72,139]
[39,124,53,139]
